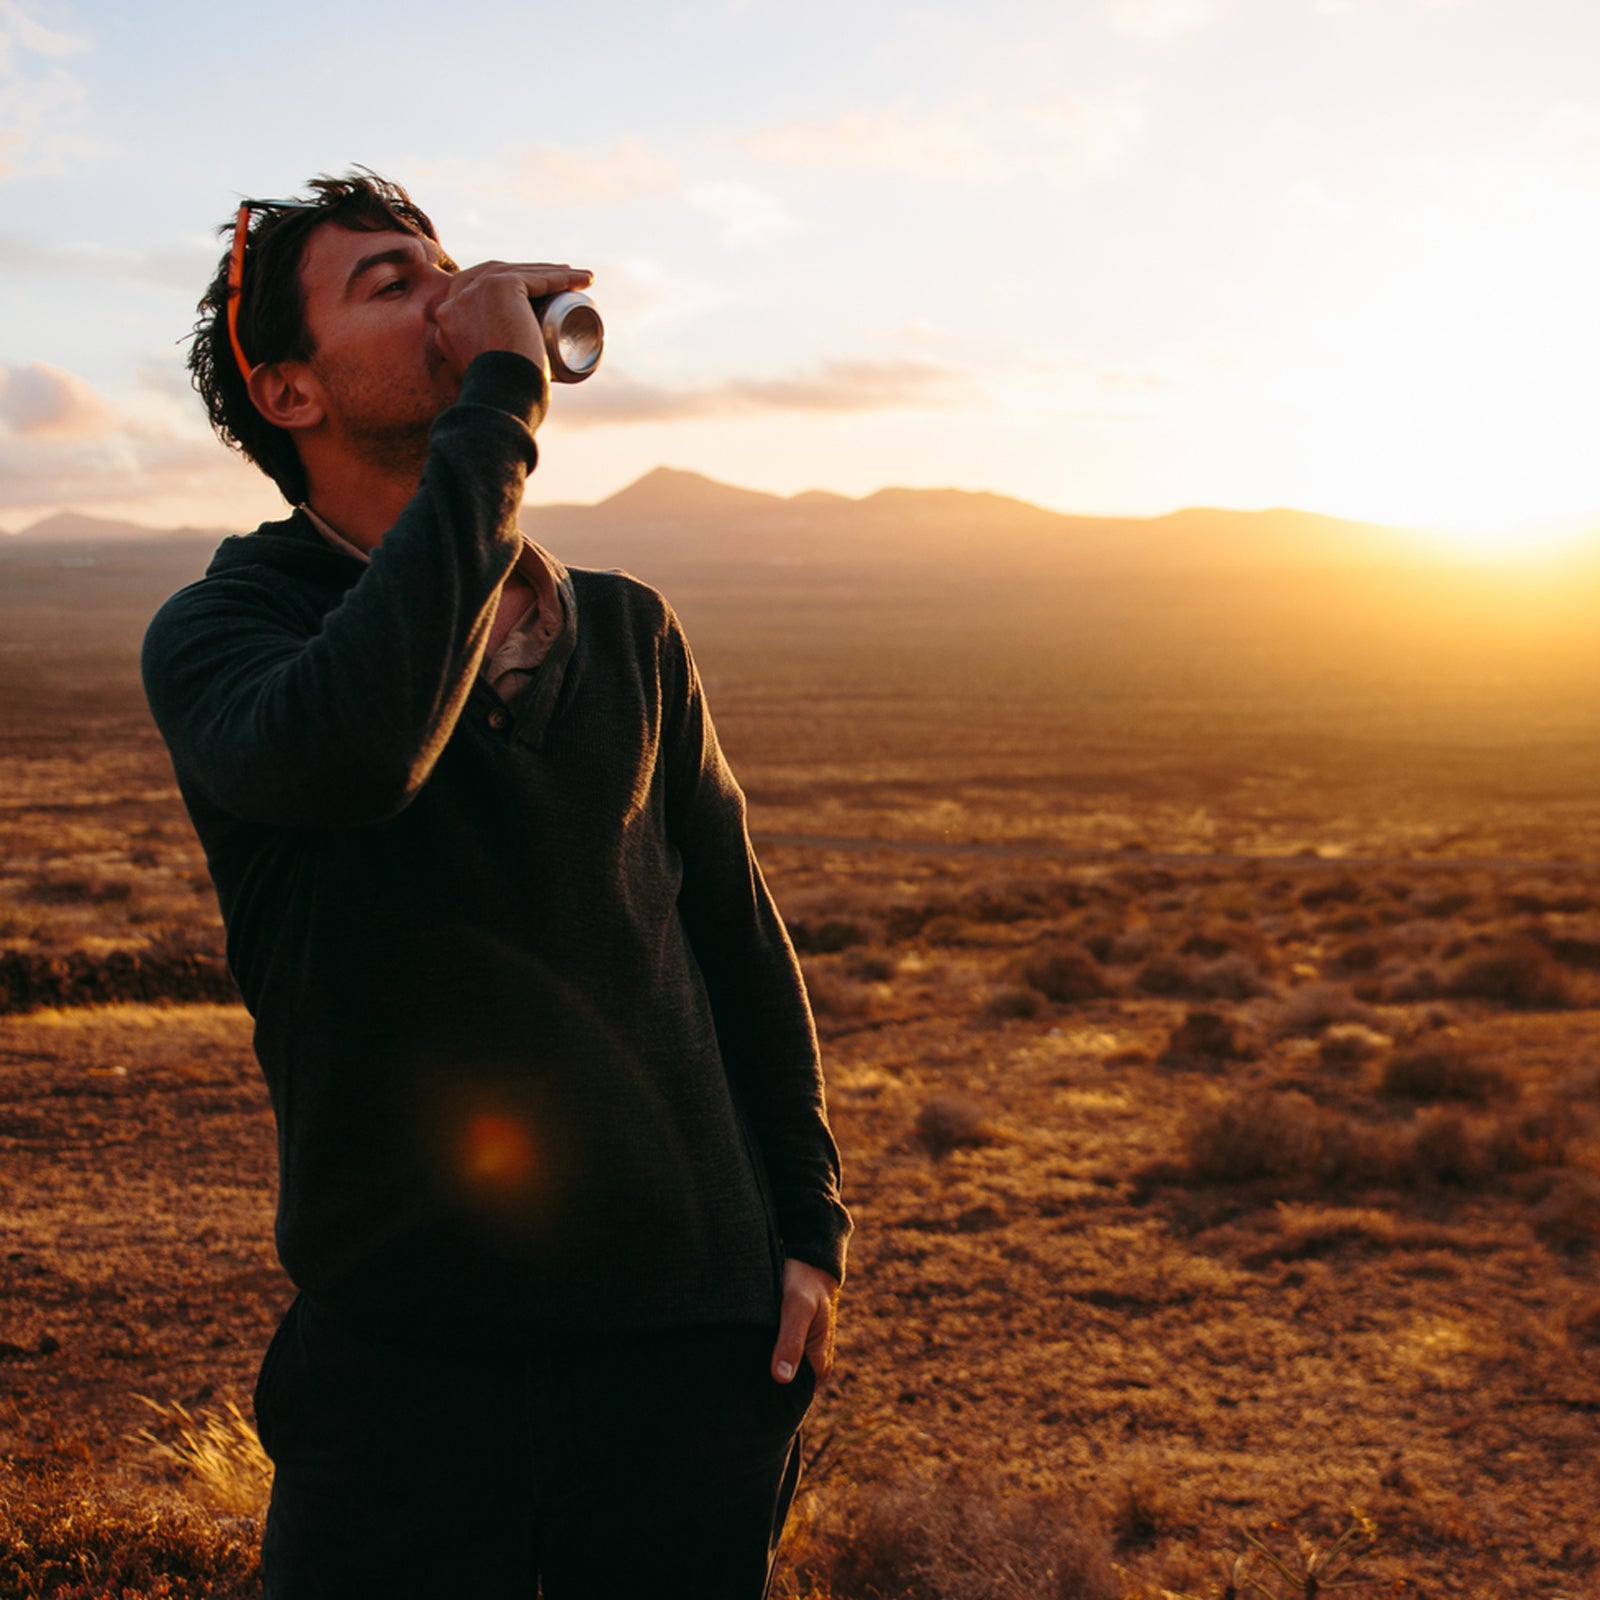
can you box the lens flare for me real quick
[460,1112,537,1192]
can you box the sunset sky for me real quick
[2,0,1598,545]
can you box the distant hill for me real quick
[518,467,1479,578]
[4,510,230,544]
[6,472,1596,583]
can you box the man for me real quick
[142,171,851,1599]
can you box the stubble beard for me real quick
[312,346,458,487]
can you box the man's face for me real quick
[294,219,460,462]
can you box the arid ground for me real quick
[2,523,1599,1598]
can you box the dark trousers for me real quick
[254,1295,813,1600]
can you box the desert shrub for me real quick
[1178,1091,1561,1192]
[1485,1105,1581,1172]
[1108,1465,1189,1551]
[803,970,870,1019]
[0,948,237,1016]
[1133,951,1196,997]
[1179,925,1255,961]
[1193,952,1273,1000]
[788,917,870,955]
[1564,1295,1600,1347]
[922,914,984,949]
[1299,875,1364,909]
[1183,1091,1328,1183]
[965,885,1044,924]
[1326,909,1376,935]
[1370,962,1443,1004]
[1531,1171,1600,1252]
[24,874,133,906]
[1318,1023,1392,1071]
[1446,938,1576,1009]
[786,1473,1117,1600]
[1505,880,1596,915]
[1381,1044,1512,1106]
[1020,943,1113,1004]
[1105,925,1158,965]
[1274,982,1377,1037]
[1159,1008,1251,1071]
[1332,940,1382,973]
[1403,1109,1490,1186]
[1184,1088,1542,1190]
[1117,864,1176,894]
[884,899,954,942]
[1413,886,1476,918]
[0,1468,259,1600]
[1537,921,1600,971]
[845,949,896,983]
[979,984,1043,1023]
[914,1095,997,1156]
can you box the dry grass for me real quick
[778,1472,1118,1600]
[132,1399,271,1519]
[0,1465,260,1600]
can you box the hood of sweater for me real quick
[204,509,363,586]
[203,506,573,591]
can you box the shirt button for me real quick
[487,708,510,730]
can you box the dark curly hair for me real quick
[188,170,446,506]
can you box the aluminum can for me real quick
[534,291,604,384]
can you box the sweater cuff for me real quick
[781,1204,853,1286]
[457,350,550,434]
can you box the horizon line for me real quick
[4,463,1599,544]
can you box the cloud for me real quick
[0,0,89,59]
[742,91,1146,190]
[684,180,801,250]
[0,230,217,291]
[0,360,118,438]
[421,141,683,211]
[505,140,682,208]
[1103,0,1235,44]
[0,0,94,179]
[554,357,968,428]
[0,359,243,516]
[1313,0,1467,13]
[1535,100,1600,167]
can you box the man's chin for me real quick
[348,423,433,482]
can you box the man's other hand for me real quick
[434,262,594,379]
[771,1257,841,1386]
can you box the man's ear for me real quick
[247,360,325,434]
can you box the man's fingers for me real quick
[771,1258,841,1385]
[770,1295,810,1384]
[446,261,593,300]
[431,261,592,377]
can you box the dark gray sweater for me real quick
[142,352,850,1348]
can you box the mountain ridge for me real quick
[6,469,1595,576]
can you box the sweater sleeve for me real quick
[142,353,545,829]
[662,613,853,1283]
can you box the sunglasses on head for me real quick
[226,198,322,383]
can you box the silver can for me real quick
[535,291,604,384]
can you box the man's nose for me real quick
[420,265,455,315]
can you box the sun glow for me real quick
[1243,158,1600,556]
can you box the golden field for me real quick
[2,491,1599,1598]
